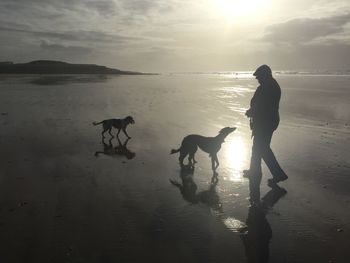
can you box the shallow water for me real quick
[0,73,349,262]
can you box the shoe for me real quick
[249,196,261,206]
[243,170,261,179]
[275,173,288,182]
[267,173,288,187]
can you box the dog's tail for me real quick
[169,179,182,189]
[92,121,103,126]
[170,147,181,155]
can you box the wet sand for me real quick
[0,74,349,262]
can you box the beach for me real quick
[0,73,349,263]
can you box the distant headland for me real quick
[0,60,155,75]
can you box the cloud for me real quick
[121,0,158,12]
[119,0,176,14]
[0,25,140,47]
[40,40,91,55]
[84,1,117,17]
[262,13,350,44]
[0,0,83,18]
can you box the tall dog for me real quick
[171,127,236,171]
[93,116,135,138]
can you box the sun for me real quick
[213,0,269,18]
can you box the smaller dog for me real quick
[93,116,135,138]
[171,127,236,171]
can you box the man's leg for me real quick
[262,147,287,181]
[260,130,288,182]
[249,133,263,174]
[247,134,263,203]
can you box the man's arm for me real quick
[246,86,261,117]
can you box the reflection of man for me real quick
[241,205,272,263]
[244,65,287,202]
[241,185,287,263]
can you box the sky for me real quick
[0,0,350,72]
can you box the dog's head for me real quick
[125,116,135,124]
[218,127,236,138]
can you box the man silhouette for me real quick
[244,65,287,202]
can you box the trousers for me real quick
[249,128,286,201]
[249,128,284,178]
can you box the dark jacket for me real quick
[249,77,281,132]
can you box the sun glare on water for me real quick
[213,0,269,18]
[224,136,249,182]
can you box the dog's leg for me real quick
[189,152,196,165]
[211,157,216,171]
[213,154,219,169]
[211,153,219,171]
[108,128,114,138]
[108,137,114,147]
[122,128,131,139]
[101,129,107,138]
[192,154,197,164]
[179,152,186,168]
[117,128,121,138]
[123,138,130,147]
[188,146,197,165]
[188,155,192,165]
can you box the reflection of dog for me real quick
[94,137,135,160]
[170,127,236,170]
[93,116,135,138]
[170,165,198,204]
[114,138,135,159]
[170,170,222,212]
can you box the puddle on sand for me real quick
[223,217,247,233]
